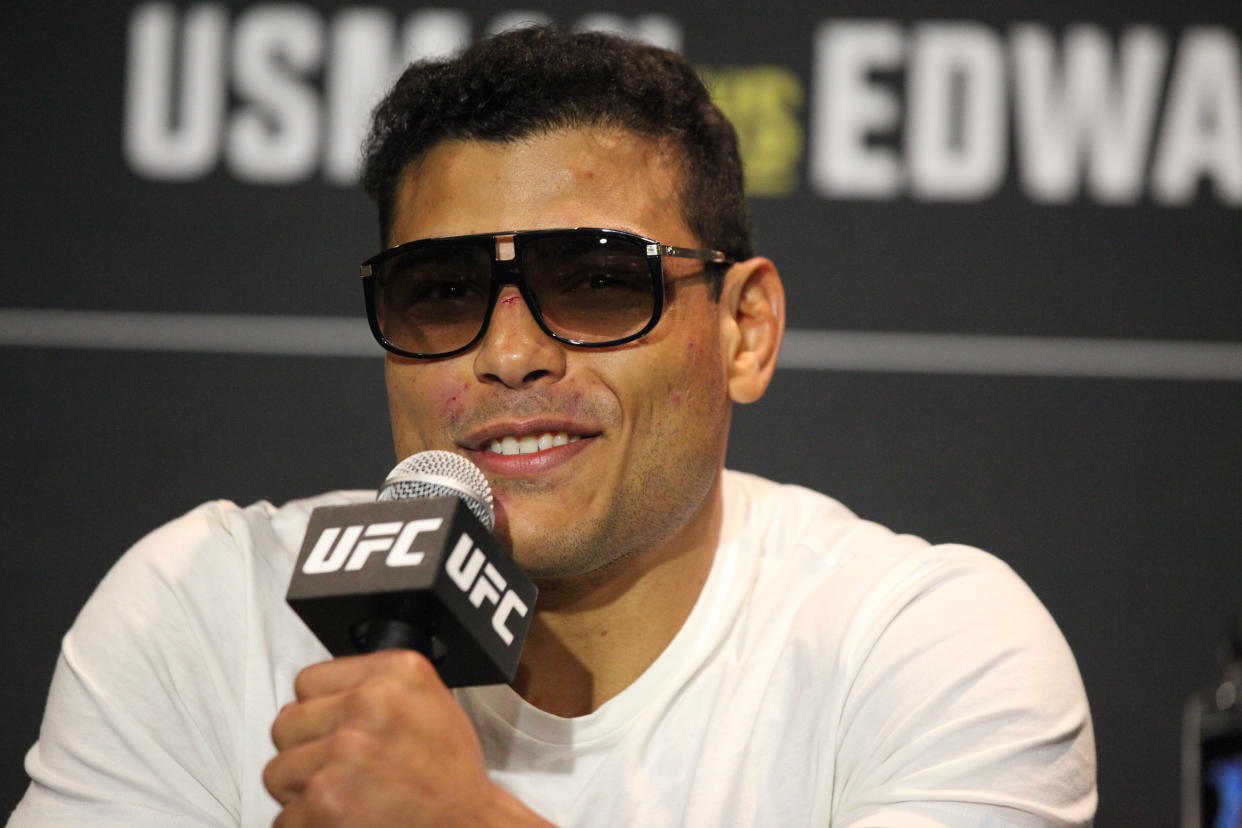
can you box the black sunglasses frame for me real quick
[360,227,733,360]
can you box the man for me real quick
[11,26,1095,827]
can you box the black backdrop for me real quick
[3,2,1241,824]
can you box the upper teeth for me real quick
[487,431,581,455]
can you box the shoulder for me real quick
[723,469,1079,679]
[824,539,1097,824]
[64,489,376,701]
[721,470,1096,824]
[68,488,370,648]
[15,491,372,825]
[98,491,374,602]
[722,468,939,585]
[121,489,374,569]
[75,490,375,666]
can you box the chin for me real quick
[507,535,615,583]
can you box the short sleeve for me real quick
[830,546,1096,827]
[9,503,255,827]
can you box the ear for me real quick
[718,257,785,404]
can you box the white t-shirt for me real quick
[10,471,1095,827]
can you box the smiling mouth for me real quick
[486,431,583,456]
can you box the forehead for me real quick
[388,128,692,247]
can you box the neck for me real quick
[511,475,724,717]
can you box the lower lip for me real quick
[466,437,594,477]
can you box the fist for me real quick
[262,650,544,827]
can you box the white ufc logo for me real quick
[445,533,529,646]
[301,519,443,574]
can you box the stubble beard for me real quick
[506,413,728,593]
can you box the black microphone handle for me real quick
[359,618,435,657]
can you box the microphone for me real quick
[286,451,537,687]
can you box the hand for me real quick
[263,649,551,827]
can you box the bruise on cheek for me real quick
[438,382,470,421]
[669,335,717,406]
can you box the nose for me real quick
[472,286,567,388]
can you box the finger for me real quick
[263,738,329,805]
[293,649,439,701]
[271,796,306,828]
[274,672,417,752]
[271,776,348,828]
[272,694,349,752]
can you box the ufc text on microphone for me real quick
[286,453,537,687]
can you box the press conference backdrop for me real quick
[2,1,1239,822]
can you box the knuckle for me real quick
[381,647,434,679]
[292,668,316,701]
[302,767,349,821]
[326,725,374,762]
[270,703,295,749]
[347,672,416,716]
[342,681,390,723]
[260,758,283,799]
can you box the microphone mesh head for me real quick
[377,450,495,531]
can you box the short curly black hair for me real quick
[360,26,753,274]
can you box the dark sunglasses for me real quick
[360,228,734,359]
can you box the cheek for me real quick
[667,335,723,407]
[669,340,699,405]
[437,382,471,421]
[386,363,471,437]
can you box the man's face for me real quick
[383,128,733,581]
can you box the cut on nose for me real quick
[472,287,567,388]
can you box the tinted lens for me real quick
[522,233,656,343]
[374,241,492,355]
